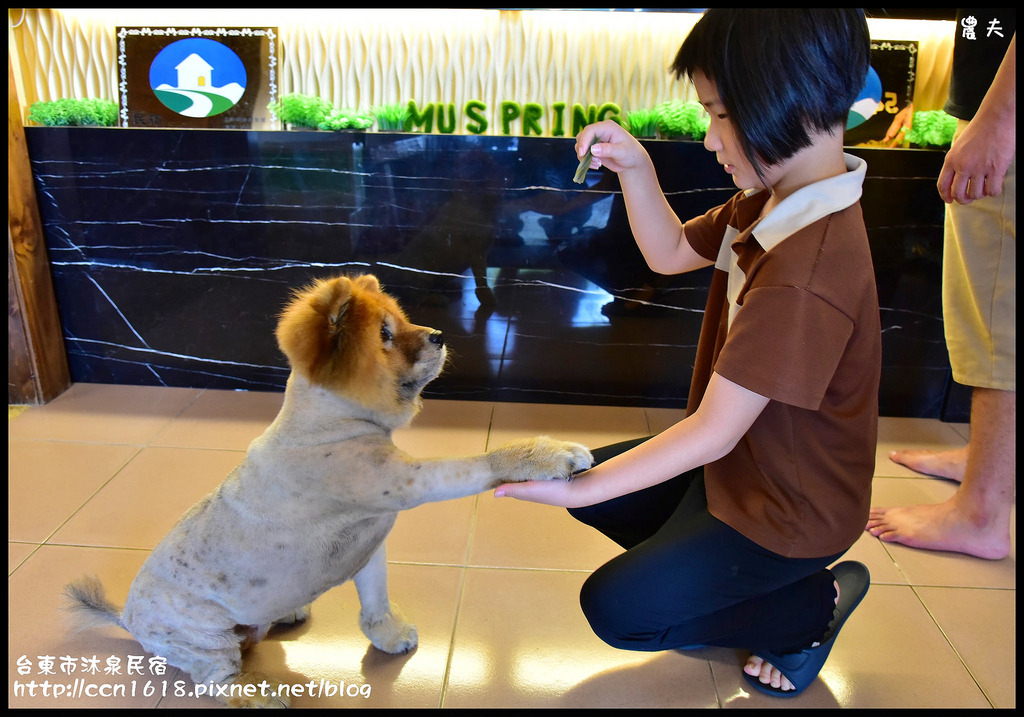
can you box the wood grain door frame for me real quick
[8,55,70,404]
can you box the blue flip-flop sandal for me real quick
[743,561,870,698]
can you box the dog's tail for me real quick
[63,576,127,632]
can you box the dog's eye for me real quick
[380,323,393,343]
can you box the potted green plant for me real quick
[371,103,410,132]
[268,93,371,131]
[317,108,373,131]
[903,110,957,149]
[623,108,660,139]
[27,98,118,127]
[267,93,331,129]
[653,100,710,141]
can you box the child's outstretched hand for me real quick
[494,471,590,508]
[575,120,651,176]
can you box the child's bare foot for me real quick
[888,446,968,482]
[866,500,1011,559]
[749,651,794,692]
[743,580,840,693]
[744,654,797,692]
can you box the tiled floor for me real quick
[8,383,1014,709]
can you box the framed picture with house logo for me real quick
[843,39,919,147]
[116,27,280,129]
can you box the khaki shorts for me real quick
[942,120,1015,391]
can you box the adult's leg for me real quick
[868,143,1015,559]
[869,387,1014,559]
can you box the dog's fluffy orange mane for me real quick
[275,274,413,413]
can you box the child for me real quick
[496,9,879,697]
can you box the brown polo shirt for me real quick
[683,154,881,558]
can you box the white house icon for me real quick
[175,53,213,90]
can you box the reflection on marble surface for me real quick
[26,127,963,419]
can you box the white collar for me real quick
[751,153,867,251]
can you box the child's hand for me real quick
[494,473,589,508]
[575,120,649,175]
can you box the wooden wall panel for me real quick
[8,55,70,404]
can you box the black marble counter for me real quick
[26,127,965,419]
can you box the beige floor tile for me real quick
[874,416,970,478]
[6,384,1015,709]
[948,421,971,441]
[150,388,283,450]
[487,402,648,450]
[839,531,909,586]
[155,563,463,709]
[8,440,140,543]
[389,399,527,567]
[555,648,724,709]
[393,399,493,457]
[869,477,1015,589]
[468,494,620,571]
[717,584,990,708]
[444,568,719,708]
[9,545,160,709]
[48,446,244,550]
[8,383,200,445]
[387,496,477,566]
[10,545,460,709]
[916,586,1015,708]
[9,541,40,574]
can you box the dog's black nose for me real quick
[429,330,444,348]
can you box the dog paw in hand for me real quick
[489,436,594,482]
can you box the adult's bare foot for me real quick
[888,446,968,482]
[866,499,1011,560]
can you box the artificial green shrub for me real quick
[318,108,373,131]
[371,103,409,131]
[27,98,117,127]
[904,110,958,148]
[654,100,710,140]
[624,108,660,138]
[268,94,331,129]
[268,93,372,131]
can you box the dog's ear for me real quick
[354,274,381,293]
[307,276,354,322]
[328,296,350,335]
[277,276,359,380]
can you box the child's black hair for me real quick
[671,9,870,176]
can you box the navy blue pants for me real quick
[568,438,843,654]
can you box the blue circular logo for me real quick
[149,38,247,118]
[847,66,882,130]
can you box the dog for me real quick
[63,274,592,708]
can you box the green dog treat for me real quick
[573,143,596,184]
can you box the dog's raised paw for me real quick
[489,436,594,482]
